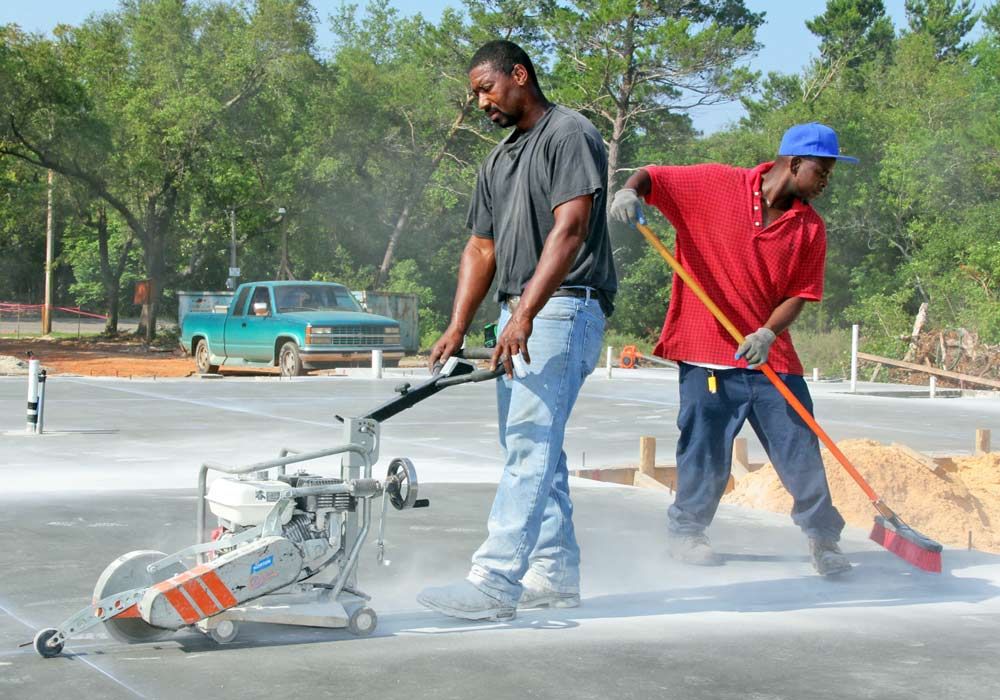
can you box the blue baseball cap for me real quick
[778,122,858,163]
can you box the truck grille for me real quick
[308,326,400,346]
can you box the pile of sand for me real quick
[724,439,1000,553]
[0,355,29,375]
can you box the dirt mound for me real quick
[724,439,1000,553]
[0,355,30,375]
[0,338,193,377]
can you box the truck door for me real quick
[225,285,274,362]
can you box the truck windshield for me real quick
[273,285,362,313]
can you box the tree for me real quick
[802,0,895,101]
[905,0,979,57]
[542,0,763,198]
[0,0,317,341]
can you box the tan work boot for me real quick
[810,538,852,576]
[668,532,723,566]
[518,586,580,609]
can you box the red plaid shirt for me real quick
[644,162,826,376]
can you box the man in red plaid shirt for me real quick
[610,123,856,577]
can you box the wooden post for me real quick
[639,436,656,477]
[850,324,859,393]
[975,428,991,455]
[731,437,750,479]
[42,169,54,335]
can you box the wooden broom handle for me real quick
[635,223,881,504]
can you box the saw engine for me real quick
[33,352,493,658]
[208,474,356,572]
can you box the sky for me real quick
[1,1,986,134]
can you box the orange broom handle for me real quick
[635,223,881,505]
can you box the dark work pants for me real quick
[668,363,846,541]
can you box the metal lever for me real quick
[375,489,391,566]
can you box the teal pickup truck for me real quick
[180,281,404,376]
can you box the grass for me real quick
[792,327,853,379]
[601,328,855,379]
[602,330,657,356]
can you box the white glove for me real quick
[609,188,646,226]
[735,328,776,367]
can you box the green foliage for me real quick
[905,0,978,56]
[607,236,673,339]
[845,289,913,356]
[384,258,448,349]
[0,0,997,360]
[792,327,853,378]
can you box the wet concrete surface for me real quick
[0,371,998,699]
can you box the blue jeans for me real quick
[468,295,605,605]
[669,363,845,541]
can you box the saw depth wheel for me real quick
[93,550,184,644]
[385,457,419,510]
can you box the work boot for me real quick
[810,538,852,576]
[668,532,722,566]
[417,580,516,621]
[518,585,580,610]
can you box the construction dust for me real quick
[725,439,1000,553]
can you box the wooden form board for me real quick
[573,465,734,494]
[857,351,1000,390]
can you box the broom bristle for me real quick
[870,516,943,573]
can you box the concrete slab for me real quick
[0,371,998,699]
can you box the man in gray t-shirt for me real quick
[418,40,616,622]
[467,104,617,311]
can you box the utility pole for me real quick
[42,169,54,334]
[226,209,239,290]
[276,207,293,280]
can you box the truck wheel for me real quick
[279,341,305,377]
[195,339,220,374]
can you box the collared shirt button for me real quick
[753,191,760,196]
[754,221,761,227]
[754,205,759,210]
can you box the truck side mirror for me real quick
[253,302,269,316]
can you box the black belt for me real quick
[502,288,610,314]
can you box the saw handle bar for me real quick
[364,348,503,423]
[634,222,890,513]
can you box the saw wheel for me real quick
[93,550,184,644]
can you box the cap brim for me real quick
[779,150,860,164]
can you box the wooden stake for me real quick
[892,443,941,474]
[975,428,991,455]
[639,436,656,477]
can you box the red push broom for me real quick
[635,222,943,573]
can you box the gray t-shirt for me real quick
[466,105,617,311]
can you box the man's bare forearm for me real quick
[512,195,592,322]
[512,228,585,321]
[763,297,808,337]
[621,168,652,197]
